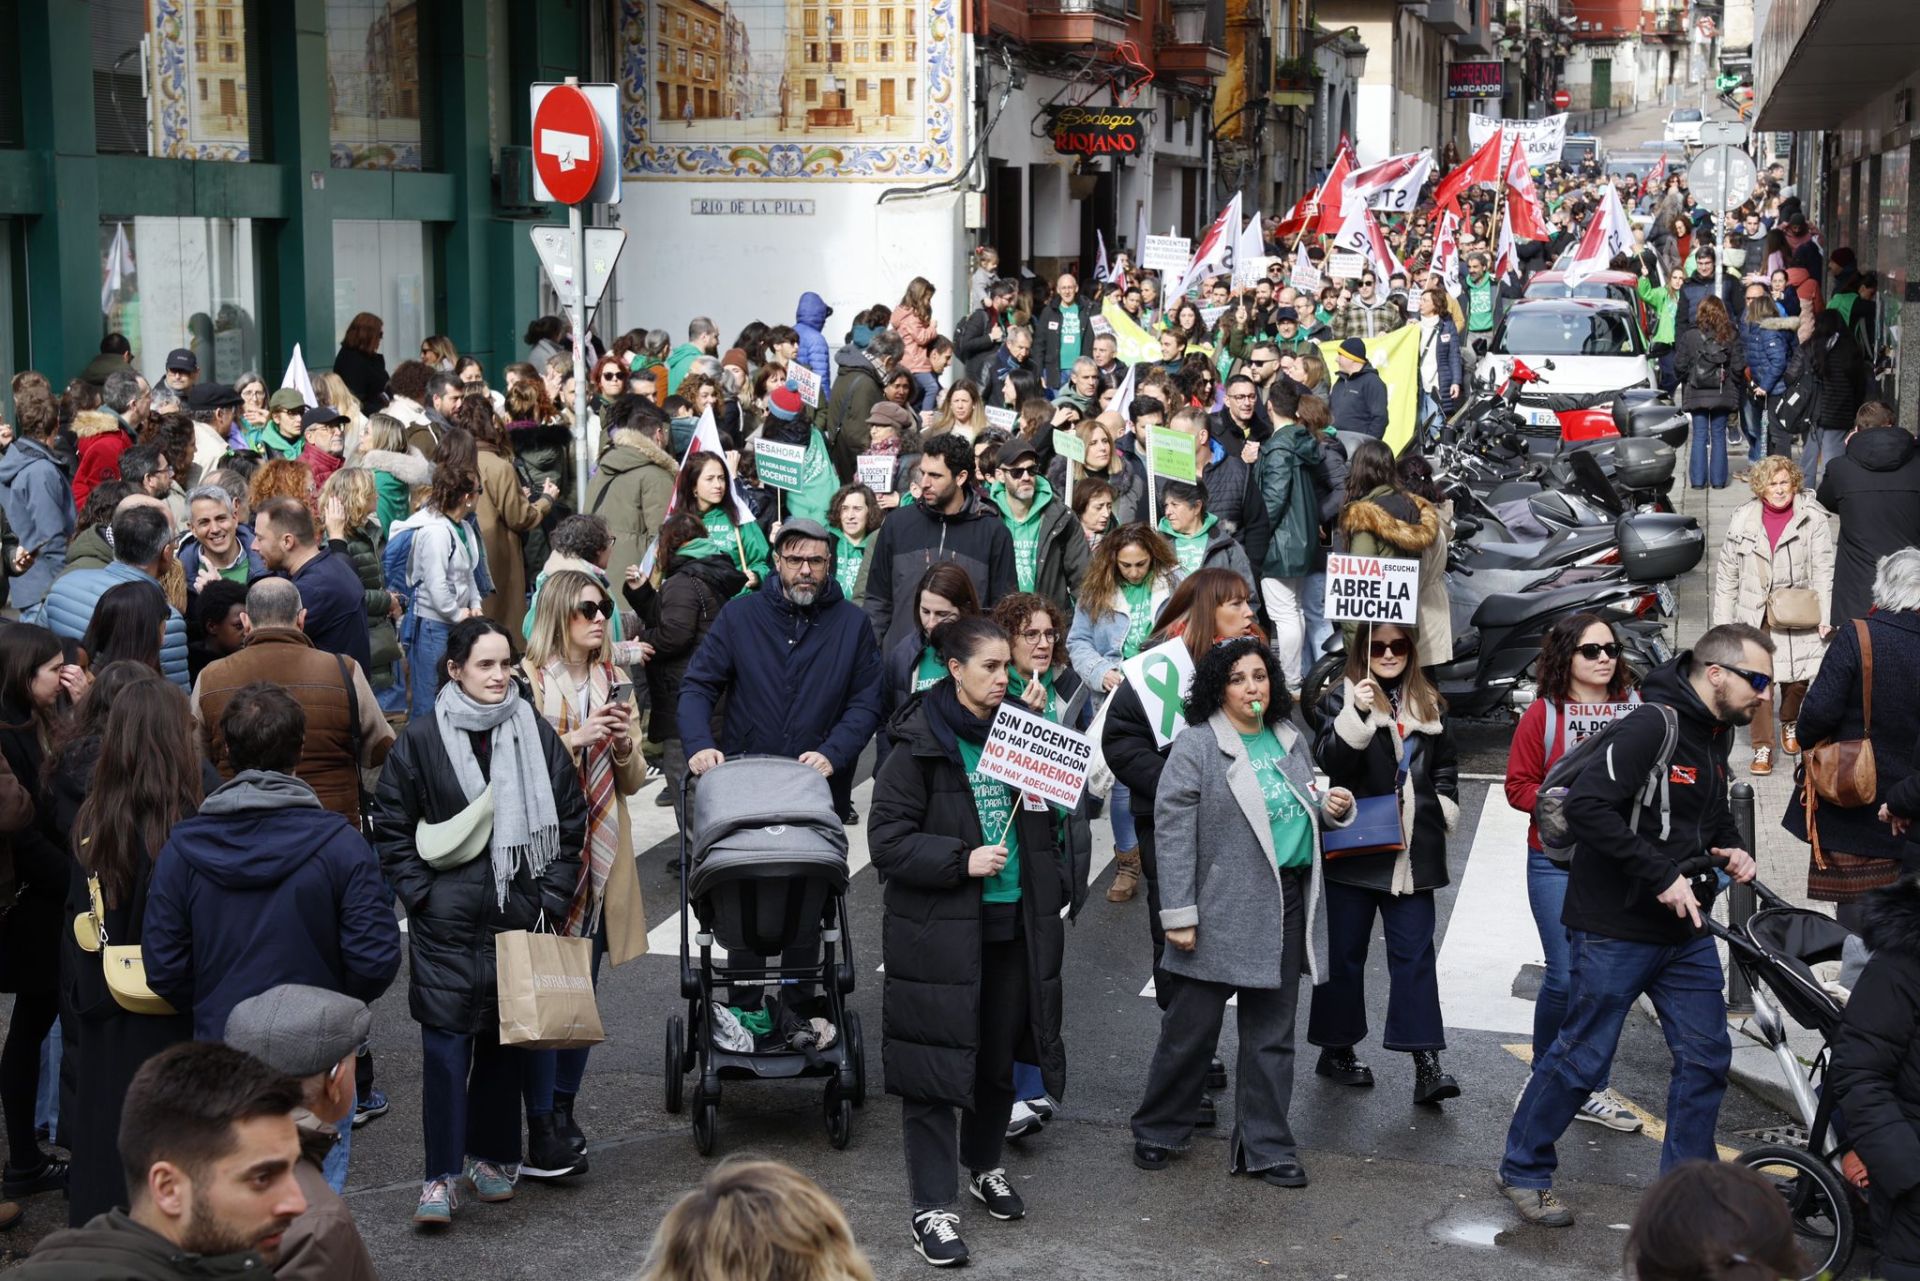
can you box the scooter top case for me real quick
[1616,510,1705,581]
[1613,394,1690,448]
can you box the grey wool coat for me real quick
[1152,712,1345,989]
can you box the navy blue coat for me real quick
[1740,317,1795,395]
[1788,610,1920,869]
[1329,363,1391,439]
[678,572,885,777]
[288,546,374,678]
[1422,316,1465,417]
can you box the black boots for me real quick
[521,1113,588,1180]
[552,1090,587,1155]
[1412,1050,1461,1105]
[1315,1047,1375,1087]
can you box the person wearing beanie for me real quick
[1329,338,1390,440]
[760,382,839,525]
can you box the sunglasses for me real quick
[1002,464,1038,478]
[573,600,613,621]
[1716,662,1773,693]
[1369,638,1413,659]
[1574,642,1622,660]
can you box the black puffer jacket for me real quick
[1313,677,1459,892]
[868,689,1068,1108]
[863,492,1017,653]
[1673,327,1743,413]
[1789,611,1920,865]
[1816,427,1920,626]
[636,550,744,743]
[0,710,64,997]
[1828,880,1920,1201]
[1789,326,1869,432]
[1102,677,1173,826]
[371,703,585,1034]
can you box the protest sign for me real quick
[1200,304,1228,327]
[1326,250,1368,281]
[1289,260,1323,294]
[1089,314,1113,337]
[1121,638,1195,749]
[1146,426,1196,482]
[787,363,821,407]
[977,701,1094,810]
[1469,112,1568,169]
[1052,428,1086,463]
[856,454,895,492]
[752,438,807,492]
[1323,553,1420,625]
[1561,702,1632,744]
[983,406,1019,432]
[1141,234,1192,274]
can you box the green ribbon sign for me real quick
[1142,653,1185,740]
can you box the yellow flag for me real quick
[1101,297,1163,365]
[1316,326,1421,455]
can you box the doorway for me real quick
[1591,58,1611,112]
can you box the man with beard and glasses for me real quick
[17,1043,306,1278]
[1498,623,1771,1229]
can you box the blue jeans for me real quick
[406,616,451,719]
[1801,428,1847,485]
[911,371,941,412]
[1012,1062,1044,1103]
[33,1030,59,1135]
[1525,848,1573,1061]
[1738,394,1767,462]
[1301,570,1334,665]
[1688,411,1729,488]
[420,1025,524,1182]
[1109,778,1138,852]
[321,1116,352,1193]
[1500,931,1731,1188]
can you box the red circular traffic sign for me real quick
[533,85,602,206]
[1552,88,1572,110]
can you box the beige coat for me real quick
[1710,494,1836,685]
[475,440,549,638]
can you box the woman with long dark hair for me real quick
[1501,613,1642,1133]
[79,581,168,673]
[1133,638,1354,1187]
[1311,622,1460,1104]
[869,616,1070,1267]
[55,666,200,1223]
[882,562,982,751]
[372,616,586,1228]
[1673,294,1744,489]
[0,624,89,1203]
[675,451,769,593]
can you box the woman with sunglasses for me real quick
[1311,621,1461,1105]
[517,570,646,1180]
[1503,614,1643,1133]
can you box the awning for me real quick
[1753,0,1920,130]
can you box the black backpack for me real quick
[1533,704,1680,864]
[1686,342,1730,393]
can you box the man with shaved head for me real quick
[1037,272,1096,392]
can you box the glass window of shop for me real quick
[100,217,260,386]
[1833,163,1858,260]
[327,0,430,169]
[93,0,263,158]
[1872,144,1909,389]
[331,221,434,368]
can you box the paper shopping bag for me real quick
[495,929,606,1049]
[603,848,649,968]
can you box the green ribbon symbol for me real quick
[1143,655,1184,740]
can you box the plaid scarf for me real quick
[538,659,620,937]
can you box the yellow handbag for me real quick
[71,870,176,1017]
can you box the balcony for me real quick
[1646,9,1684,35]
[1454,19,1496,54]
[1026,0,1129,46]
[1157,0,1228,80]
[1424,0,1469,37]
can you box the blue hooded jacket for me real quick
[142,770,402,1040]
[42,562,189,688]
[796,291,835,396]
[0,437,75,609]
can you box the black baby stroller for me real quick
[1704,872,1863,1280]
[662,757,867,1154]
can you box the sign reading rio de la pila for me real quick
[1046,106,1149,157]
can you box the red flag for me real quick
[1505,142,1549,242]
[1314,141,1356,235]
[1640,154,1668,199]
[1431,129,1502,219]
[1273,191,1316,241]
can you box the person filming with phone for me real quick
[1498,623,1770,1229]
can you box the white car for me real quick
[1478,298,1656,429]
[1664,107,1704,146]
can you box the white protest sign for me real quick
[983,406,1019,432]
[977,701,1094,810]
[787,363,822,407]
[856,454,895,492]
[1326,250,1368,281]
[1121,637,1195,749]
[1141,234,1192,274]
[1469,112,1568,169]
[1089,314,1113,338]
[1199,304,1228,327]
[1289,260,1322,294]
[1323,554,1420,625]
[1561,701,1632,744]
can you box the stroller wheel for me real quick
[692,1100,719,1156]
[1735,1144,1855,1281]
[824,1083,853,1150]
[663,1018,686,1114]
[846,1011,867,1107]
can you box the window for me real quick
[829,41,844,60]
[856,79,867,101]
[328,0,427,169]
[854,41,868,59]
[693,52,703,76]
[806,42,819,60]
[853,8,868,32]
[196,40,208,61]
[198,78,208,101]
[218,8,233,36]
[879,8,892,33]
[676,13,687,35]
[101,218,260,385]
[877,40,890,59]
[659,44,670,71]
[907,40,917,59]
[677,47,688,72]
[333,221,434,368]
[221,42,235,61]
[907,76,915,101]
[96,0,257,156]
[830,10,844,32]
[805,77,818,101]
[804,9,819,34]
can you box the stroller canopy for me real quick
[688,757,850,901]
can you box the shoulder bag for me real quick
[1803,618,1878,868]
[1321,730,1410,860]
[1764,587,1822,631]
[71,862,176,1016]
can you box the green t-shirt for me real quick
[1058,307,1084,369]
[1240,728,1314,870]
[703,506,771,595]
[1119,579,1156,660]
[992,479,1056,595]
[913,646,946,693]
[1007,668,1061,723]
[832,531,867,601]
[957,737,1022,903]
[217,556,251,584]
[1465,275,1496,332]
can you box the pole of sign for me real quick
[1717,153,1730,304]
[567,77,592,508]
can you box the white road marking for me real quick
[1436,788,1542,1034]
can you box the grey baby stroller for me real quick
[663,757,867,1154]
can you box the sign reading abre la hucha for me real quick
[1045,106,1150,157]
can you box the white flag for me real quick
[1346,149,1434,215]
[1331,201,1404,284]
[1232,212,1265,289]
[101,223,134,317]
[1174,192,1243,299]
[1095,230,1111,285]
[1564,186,1635,286]
[640,406,759,578]
[1133,201,1149,271]
[281,343,318,409]
[1494,205,1519,284]
[1431,211,1463,297]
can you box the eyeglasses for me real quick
[1574,642,1622,660]
[573,600,613,621]
[600,371,625,382]
[1002,464,1037,478]
[1368,638,1413,658]
[1716,662,1773,693]
[1018,629,1058,643]
[780,553,830,571]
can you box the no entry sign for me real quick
[1323,554,1420,625]
[530,82,621,206]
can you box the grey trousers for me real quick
[1131,870,1305,1173]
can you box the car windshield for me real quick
[1528,279,1627,302]
[1671,108,1702,121]
[1493,309,1644,357]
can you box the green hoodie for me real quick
[990,475,1057,593]
[1158,511,1218,576]
[245,422,302,462]
[702,507,770,593]
[830,526,872,603]
[665,342,705,394]
[1637,276,1678,346]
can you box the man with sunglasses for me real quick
[1499,623,1771,1229]
[990,442,1086,621]
[1331,270,1406,342]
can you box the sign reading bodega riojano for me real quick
[1045,106,1149,157]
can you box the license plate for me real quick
[1522,407,1560,428]
[1656,583,1676,616]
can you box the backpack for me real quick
[1533,703,1680,864]
[1686,342,1729,393]
[382,515,494,613]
